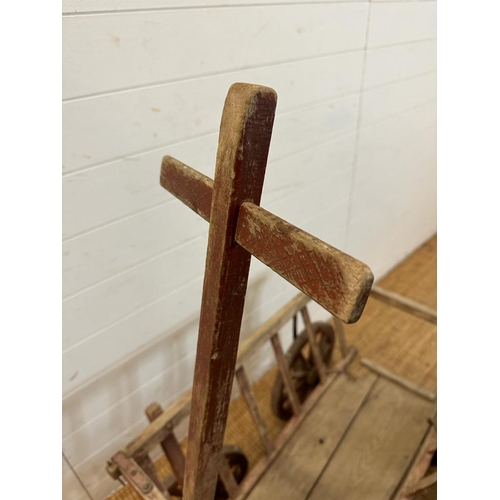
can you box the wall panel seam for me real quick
[363,68,436,92]
[63,233,205,302]
[345,0,372,245]
[63,452,94,500]
[63,351,197,441]
[62,46,367,103]
[63,89,362,176]
[62,274,203,356]
[63,1,369,18]
[62,130,358,242]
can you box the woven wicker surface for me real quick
[107,235,437,500]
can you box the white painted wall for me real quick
[62,1,436,498]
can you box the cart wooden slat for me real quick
[243,371,436,500]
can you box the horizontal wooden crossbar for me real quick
[124,391,192,458]
[370,286,437,324]
[160,157,373,323]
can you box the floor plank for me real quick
[308,377,435,500]
[246,373,378,500]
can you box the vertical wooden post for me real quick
[300,307,327,383]
[183,84,277,500]
[134,453,165,494]
[271,333,301,416]
[235,366,274,455]
[331,315,348,358]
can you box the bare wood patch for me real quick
[160,157,213,223]
[236,203,373,323]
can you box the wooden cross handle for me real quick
[181,83,277,500]
[158,83,373,500]
[160,156,373,323]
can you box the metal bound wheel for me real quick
[271,321,335,421]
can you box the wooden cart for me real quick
[106,83,437,500]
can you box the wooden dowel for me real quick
[330,315,348,358]
[370,286,437,324]
[218,455,240,499]
[236,293,310,369]
[405,471,437,496]
[271,333,301,416]
[235,367,274,455]
[125,390,192,458]
[145,402,186,489]
[328,345,358,375]
[360,358,436,401]
[429,416,437,430]
[300,307,327,383]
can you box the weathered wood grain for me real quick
[393,417,437,500]
[236,202,373,323]
[245,373,377,500]
[182,83,277,500]
[155,82,374,499]
[160,157,213,223]
[160,159,374,323]
[360,357,436,401]
[329,315,348,357]
[308,377,436,500]
[234,348,358,500]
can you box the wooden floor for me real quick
[245,371,435,500]
[108,235,437,500]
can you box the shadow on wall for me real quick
[62,312,201,459]
[62,268,278,468]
